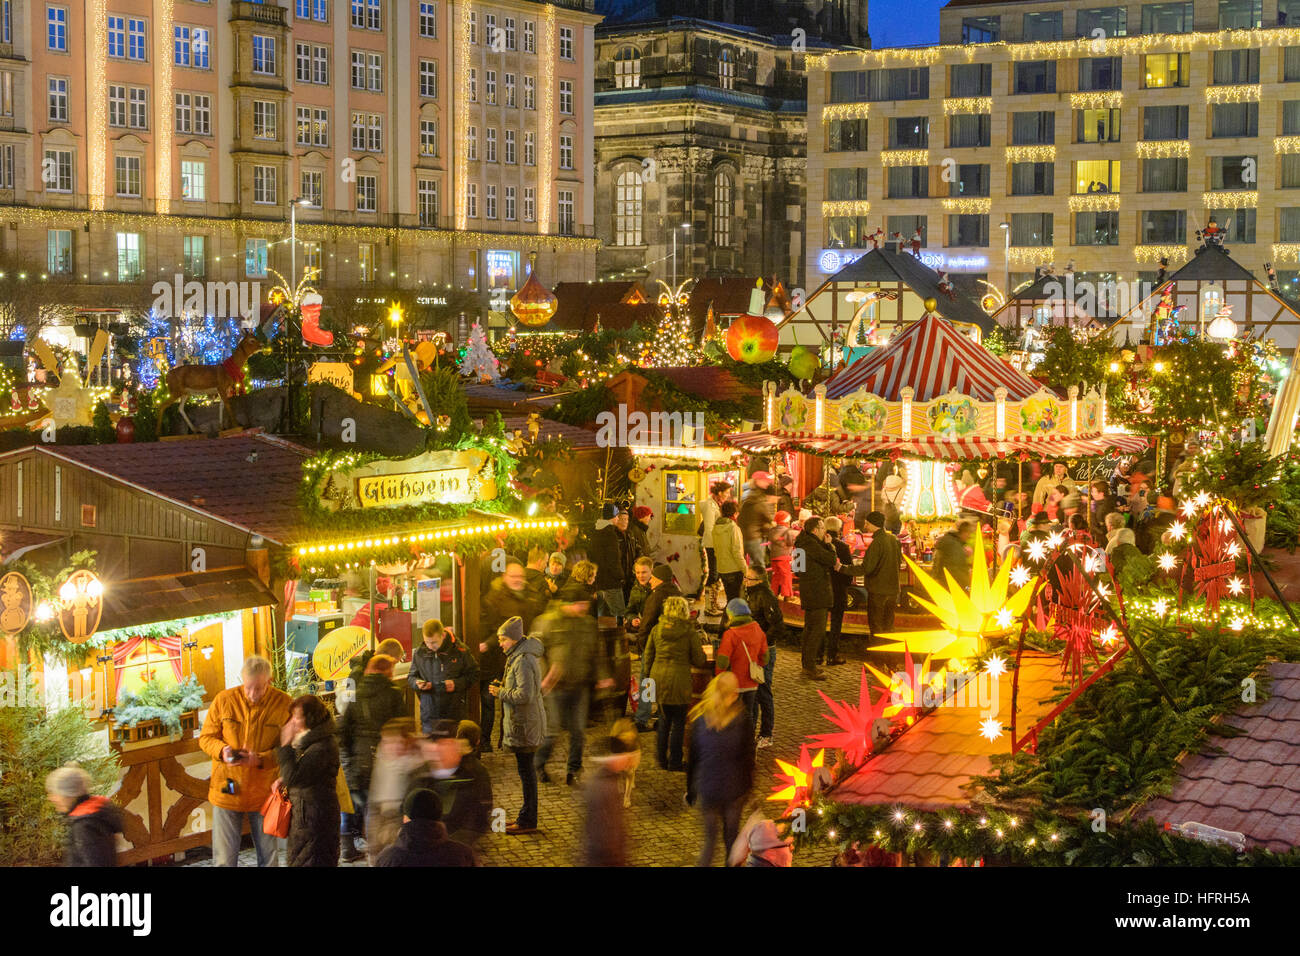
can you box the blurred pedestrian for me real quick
[931,519,975,592]
[580,719,640,866]
[275,694,341,867]
[364,717,423,865]
[411,719,494,848]
[591,504,630,621]
[643,595,708,770]
[859,511,901,639]
[46,766,121,867]
[769,511,794,598]
[739,471,775,568]
[490,616,546,835]
[339,653,405,861]
[729,812,794,867]
[374,790,476,867]
[712,499,746,600]
[686,672,755,866]
[700,481,732,589]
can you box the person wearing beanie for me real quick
[374,789,476,867]
[774,474,796,518]
[591,502,631,622]
[633,563,681,654]
[738,473,776,569]
[46,766,122,867]
[792,516,840,680]
[717,598,768,735]
[546,551,569,593]
[480,560,546,751]
[712,499,746,601]
[742,566,785,748]
[580,719,641,866]
[627,505,653,564]
[642,595,708,770]
[339,651,406,861]
[700,481,733,589]
[769,510,794,598]
[409,719,494,850]
[489,615,546,834]
[857,510,901,640]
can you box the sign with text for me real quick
[358,468,470,508]
[307,362,357,395]
[318,448,497,511]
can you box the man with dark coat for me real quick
[408,620,479,732]
[858,511,902,638]
[1088,480,1118,544]
[409,720,494,849]
[524,547,552,606]
[478,561,544,751]
[590,504,630,620]
[627,506,653,564]
[823,517,854,666]
[738,472,775,568]
[374,789,477,867]
[339,654,405,861]
[46,767,122,867]
[932,519,975,592]
[793,516,840,681]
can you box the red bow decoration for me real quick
[1033,551,1104,686]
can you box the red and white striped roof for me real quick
[725,430,1149,460]
[826,313,1044,402]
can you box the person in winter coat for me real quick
[374,789,477,867]
[490,616,546,834]
[409,720,494,850]
[627,506,653,564]
[408,620,479,733]
[580,719,640,866]
[931,519,975,592]
[774,474,796,519]
[700,481,732,588]
[342,638,405,706]
[686,672,755,867]
[642,595,708,770]
[46,766,122,866]
[823,517,855,667]
[633,564,681,652]
[590,504,630,620]
[738,472,775,568]
[199,654,293,866]
[716,598,769,736]
[535,582,614,785]
[524,547,553,606]
[626,557,655,622]
[769,511,795,598]
[859,511,902,638]
[711,499,746,600]
[729,812,793,868]
[274,694,341,867]
[479,562,544,751]
[793,517,840,681]
[743,567,785,748]
[546,551,570,594]
[1088,480,1118,545]
[364,718,423,866]
[338,654,405,861]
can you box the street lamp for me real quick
[289,196,312,290]
[999,221,1012,325]
[672,222,691,289]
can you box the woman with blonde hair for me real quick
[685,671,755,866]
[642,595,707,771]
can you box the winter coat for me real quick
[407,638,480,721]
[635,581,681,647]
[643,616,708,707]
[581,761,629,866]
[686,713,755,807]
[627,519,651,563]
[738,488,774,545]
[700,496,723,542]
[627,580,653,619]
[793,529,838,610]
[375,819,477,867]
[931,532,972,591]
[500,636,547,752]
[712,517,745,574]
[480,578,544,680]
[590,522,628,591]
[525,566,553,605]
[770,524,793,560]
[1089,494,1117,543]
[536,605,608,689]
[717,617,768,691]
[410,755,494,846]
[63,794,122,866]
[744,583,788,645]
[199,684,293,812]
[339,672,406,792]
[829,534,855,610]
[860,528,903,596]
[276,719,341,867]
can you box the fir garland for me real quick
[9,551,105,664]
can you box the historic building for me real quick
[0,0,600,340]
[592,1,866,294]
[807,0,1300,315]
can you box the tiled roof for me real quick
[98,566,280,632]
[1137,662,1300,853]
[550,281,659,331]
[686,278,774,327]
[500,415,602,451]
[463,382,561,413]
[645,366,760,403]
[831,653,1065,810]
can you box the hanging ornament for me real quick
[628,466,646,483]
[725,280,779,364]
[509,252,558,327]
[788,344,821,381]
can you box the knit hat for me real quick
[427,719,459,740]
[1029,510,1051,527]
[558,581,591,603]
[824,516,843,533]
[726,598,752,619]
[45,765,90,800]
[751,471,772,488]
[1062,492,1083,512]
[402,788,443,822]
[774,510,791,525]
[497,615,524,642]
[601,503,620,520]
[548,551,567,567]
[864,510,886,529]
[633,505,653,521]
[652,563,673,584]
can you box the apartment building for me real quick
[0,0,600,333]
[807,0,1300,311]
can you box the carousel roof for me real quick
[1160,243,1259,284]
[825,311,1043,402]
[820,248,996,334]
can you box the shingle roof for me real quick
[550,281,659,331]
[98,566,280,632]
[1137,662,1300,853]
[463,382,561,413]
[1161,244,1260,284]
[500,415,602,451]
[643,366,760,403]
[820,248,997,334]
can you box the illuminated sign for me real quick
[415,296,449,306]
[307,362,356,394]
[485,250,518,292]
[322,449,497,510]
[358,468,471,508]
[819,249,989,276]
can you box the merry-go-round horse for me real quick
[156,333,265,433]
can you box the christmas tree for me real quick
[459,322,500,382]
[642,302,702,367]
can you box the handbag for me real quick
[335,766,354,816]
[741,640,765,685]
[261,785,292,838]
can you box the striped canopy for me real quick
[826,313,1043,402]
[726,430,1150,460]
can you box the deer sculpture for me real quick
[156,333,265,434]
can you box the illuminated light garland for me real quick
[1069,91,1122,110]
[295,517,571,557]
[455,0,472,230]
[88,0,108,210]
[1134,244,1189,263]
[940,197,991,214]
[822,200,872,216]
[538,4,557,235]
[943,97,992,115]
[1275,136,1300,154]
[1136,140,1191,158]
[1271,243,1300,262]
[1202,190,1257,208]
[879,149,928,167]
[1007,247,1055,266]
[156,0,175,216]
[821,102,871,121]
[1205,84,1260,103]
[1005,145,1055,163]
[1067,194,1121,212]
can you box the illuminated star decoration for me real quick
[979,717,1004,741]
[984,653,1008,678]
[810,666,892,766]
[1158,553,1178,571]
[1010,566,1032,588]
[864,643,942,723]
[1227,577,1245,596]
[1180,500,1199,519]
[1169,521,1187,540]
[769,745,830,813]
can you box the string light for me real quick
[294,517,570,558]
[1005,145,1055,163]
[940,197,991,214]
[821,102,871,121]
[538,4,557,235]
[1205,84,1260,103]
[455,0,471,230]
[1275,136,1300,154]
[156,0,175,215]
[1007,247,1055,267]
[1271,243,1300,263]
[1202,190,1257,208]
[943,97,992,115]
[880,149,928,167]
[1136,140,1191,158]
[88,0,108,209]
[1135,244,1188,263]
[822,200,872,216]
[1068,194,1121,212]
[1069,91,1122,110]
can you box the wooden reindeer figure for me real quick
[156,333,264,433]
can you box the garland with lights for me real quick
[7,551,107,663]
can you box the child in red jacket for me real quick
[768,512,794,598]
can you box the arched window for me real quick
[615,168,644,246]
[717,47,735,90]
[613,45,641,89]
[712,170,733,247]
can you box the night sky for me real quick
[872,1,946,48]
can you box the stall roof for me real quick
[685,278,788,327]
[97,565,279,633]
[638,366,759,403]
[2,530,68,564]
[550,281,659,331]
[1136,662,1300,853]
[1160,244,1259,283]
[463,382,561,414]
[500,415,602,451]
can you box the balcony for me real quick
[231,1,287,27]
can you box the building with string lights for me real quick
[0,0,600,346]
[807,0,1300,319]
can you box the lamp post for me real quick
[289,196,311,290]
[672,222,691,289]
[999,220,1012,325]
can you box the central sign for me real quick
[357,468,471,508]
[317,448,497,511]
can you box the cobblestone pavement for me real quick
[187,637,866,868]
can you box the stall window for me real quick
[663,471,698,534]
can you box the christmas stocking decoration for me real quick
[300,292,333,347]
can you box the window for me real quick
[48,6,67,52]
[558,190,575,235]
[47,230,72,274]
[950,63,992,97]
[420,60,438,98]
[961,15,999,43]
[1212,102,1259,137]
[245,238,268,278]
[358,243,376,282]
[116,233,142,282]
[886,215,927,244]
[1140,209,1185,243]
[352,0,380,30]
[1285,48,1300,82]
[887,165,929,198]
[825,217,875,247]
[830,68,929,102]
[175,93,211,135]
[468,126,477,161]
[356,174,377,212]
[44,149,72,191]
[486,70,497,104]
[829,118,870,151]
[124,87,146,129]
[0,72,10,118]
[351,51,365,89]
[253,100,277,140]
[1023,11,1062,40]
[466,182,477,218]
[505,129,516,164]
[1077,7,1128,38]
[470,69,477,102]
[1280,208,1300,239]
[311,108,328,146]
[1283,154,1300,187]
[296,42,311,81]
[718,48,735,90]
[181,160,205,200]
[367,53,382,91]
[192,28,209,68]
[1143,104,1188,139]
[485,184,497,219]
[1074,159,1120,193]
[1142,157,1188,191]
[559,27,573,61]
[420,119,438,157]
[296,106,312,145]
[1012,111,1055,144]
[419,2,437,38]
[523,131,534,165]
[485,13,496,49]
[952,163,990,196]
[1079,57,1121,91]
[109,16,125,58]
[182,236,205,277]
[1284,101,1300,135]
[1141,2,1193,33]
[505,74,516,107]
[350,112,382,152]
[712,171,733,246]
[174,25,193,66]
[1208,207,1256,241]
[300,169,323,207]
[1078,108,1121,143]
[505,185,516,221]
[948,215,989,246]
[109,85,126,127]
[1142,53,1188,88]
[127,18,145,60]
[486,127,497,162]
[1213,49,1259,85]
[827,167,870,200]
[1075,211,1120,244]
[1219,0,1262,28]
[0,144,12,189]
[253,35,276,75]
[1011,213,1053,246]
[467,10,477,43]
[253,164,277,204]
[0,2,8,45]
[298,0,329,22]
[614,170,643,245]
[560,135,573,170]
[418,179,439,226]
[1211,154,1257,189]
[1013,61,1056,94]
[524,20,535,53]
[523,76,535,110]
[949,114,990,148]
[523,187,535,221]
[559,80,573,115]
[1010,162,1054,195]
[615,47,641,89]
[48,77,68,122]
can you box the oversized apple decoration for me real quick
[725,280,779,364]
[788,345,821,381]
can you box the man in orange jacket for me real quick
[199,655,293,866]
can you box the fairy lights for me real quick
[943,97,992,115]
[1276,136,1300,154]
[1005,145,1055,163]
[1068,194,1121,212]
[455,1,472,230]
[940,197,991,214]
[538,4,557,235]
[1203,190,1257,208]
[1136,140,1191,158]
[88,0,108,210]
[880,149,928,167]
[822,200,872,217]
[822,103,871,121]
[295,517,569,558]
[156,0,175,216]
[1135,244,1189,263]
[1007,247,1055,267]
[1070,91,1122,110]
[1271,243,1300,262]
[1205,84,1260,103]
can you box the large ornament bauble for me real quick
[726,313,779,364]
[788,345,821,381]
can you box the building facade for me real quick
[808,0,1300,313]
[0,0,600,339]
